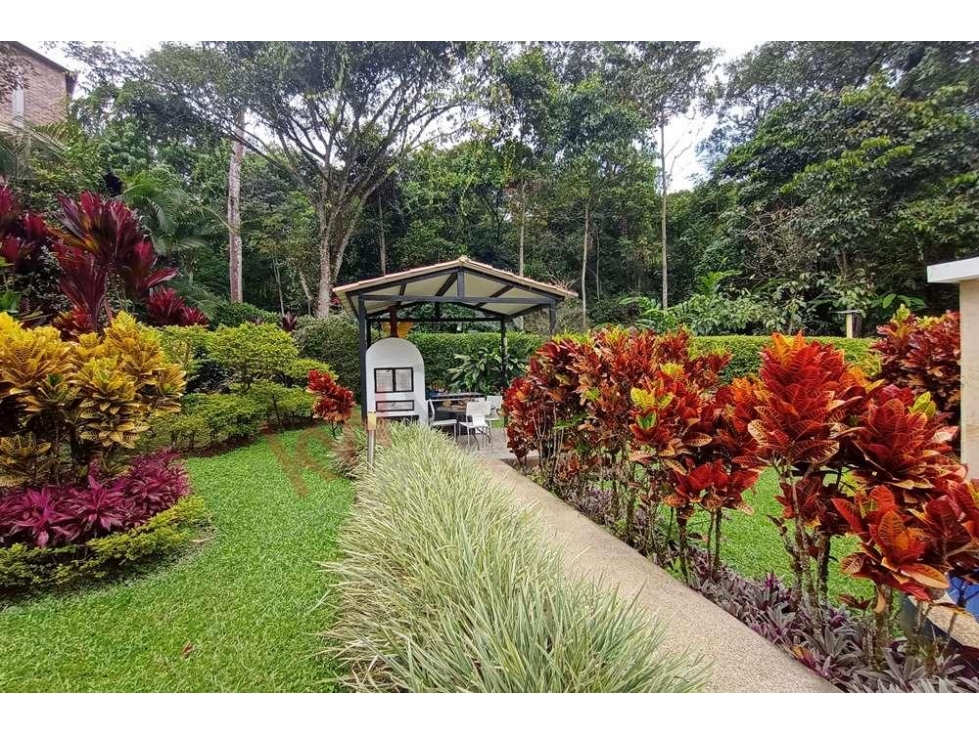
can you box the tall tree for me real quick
[227,110,244,302]
[629,42,718,308]
[708,41,979,157]
[142,42,479,316]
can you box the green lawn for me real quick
[688,470,872,601]
[0,427,353,692]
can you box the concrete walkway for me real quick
[482,459,839,693]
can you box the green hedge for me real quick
[212,300,279,328]
[322,426,705,692]
[293,317,875,396]
[141,384,316,454]
[1,495,209,594]
[693,335,877,380]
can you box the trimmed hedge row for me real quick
[293,317,876,397]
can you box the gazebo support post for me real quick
[928,258,979,466]
[548,305,557,335]
[500,317,508,390]
[358,301,368,422]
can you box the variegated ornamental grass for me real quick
[322,426,707,692]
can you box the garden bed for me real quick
[502,323,979,692]
[0,428,352,692]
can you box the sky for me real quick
[22,40,759,191]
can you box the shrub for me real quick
[208,322,299,390]
[322,426,706,692]
[212,300,278,328]
[307,370,354,436]
[0,452,190,549]
[144,385,317,453]
[156,325,231,394]
[248,381,316,428]
[146,393,266,452]
[293,317,361,396]
[0,312,185,484]
[732,333,875,613]
[279,357,335,387]
[834,386,977,628]
[0,494,208,594]
[872,307,960,427]
[145,287,209,327]
[693,335,876,380]
[445,339,532,394]
[412,332,543,390]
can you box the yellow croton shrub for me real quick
[0,312,185,485]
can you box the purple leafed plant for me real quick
[0,452,191,549]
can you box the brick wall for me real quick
[0,49,70,127]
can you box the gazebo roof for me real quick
[334,257,575,319]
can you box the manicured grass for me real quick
[689,470,872,601]
[0,427,353,692]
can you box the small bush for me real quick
[248,380,316,428]
[279,357,335,387]
[208,323,299,389]
[322,426,706,692]
[308,369,354,435]
[0,311,185,484]
[212,300,278,328]
[872,307,960,425]
[146,393,265,452]
[0,494,208,594]
[144,385,317,453]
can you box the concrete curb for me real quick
[482,459,839,693]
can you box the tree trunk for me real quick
[298,268,313,315]
[581,199,589,331]
[659,119,669,309]
[518,180,526,277]
[595,231,600,301]
[376,194,387,275]
[272,256,285,315]
[227,112,245,303]
[316,241,333,318]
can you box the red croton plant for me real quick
[504,327,763,574]
[834,386,979,615]
[732,333,876,611]
[307,369,354,436]
[872,306,961,440]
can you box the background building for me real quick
[0,42,75,127]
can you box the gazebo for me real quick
[334,257,575,421]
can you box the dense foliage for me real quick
[0,452,189,548]
[0,312,185,485]
[872,307,961,430]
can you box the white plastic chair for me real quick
[428,399,457,437]
[457,400,491,447]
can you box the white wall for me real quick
[364,337,427,424]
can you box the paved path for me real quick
[482,459,839,693]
